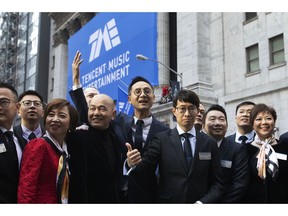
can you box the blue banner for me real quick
[67,12,158,112]
[117,86,134,116]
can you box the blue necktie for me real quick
[134,119,144,153]
[28,132,37,140]
[182,133,193,169]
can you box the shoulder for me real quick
[279,132,288,141]
[225,133,235,141]
[151,115,170,130]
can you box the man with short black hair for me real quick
[203,104,249,203]
[226,101,256,144]
[13,90,44,146]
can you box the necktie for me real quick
[4,131,18,166]
[28,132,37,140]
[182,133,193,169]
[239,135,248,145]
[134,119,144,153]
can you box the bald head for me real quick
[88,94,116,130]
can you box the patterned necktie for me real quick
[4,131,18,167]
[182,133,193,169]
[28,132,37,140]
[239,135,248,145]
[134,119,144,153]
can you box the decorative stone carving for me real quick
[53,29,69,47]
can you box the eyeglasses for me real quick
[133,88,153,96]
[21,100,43,107]
[0,98,14,108]
[176,106,198,114]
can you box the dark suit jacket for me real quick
[218,138,249,203]
[130,128,225,203]
[0,130,24,203]
[113,112,170,203]
[67,126,121,203]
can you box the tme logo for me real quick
[89,18,121,62]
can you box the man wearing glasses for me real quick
[126,89,225,203]
[113,76,170,203]
[13,90,45,146]
[0,82,23,203]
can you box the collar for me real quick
[44,131,68,155]
[236,130,255,143]
[133,115,153,127]
[21,124,42,138]
[0,126,13,134]
[176,124,196,137]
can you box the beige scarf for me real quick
[251,135,279,180]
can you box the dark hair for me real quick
[249,103,277,125]
[44,98,78,133]
[128,76,154,95]
[18,90,44,103]
[0,82,18,99]
[203,104,227,125]
[172,89,200,108]
[235,101,255,114]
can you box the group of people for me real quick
[1,50,288,204]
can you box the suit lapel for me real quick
[0,130,18,177]
[13,125,27,150]
[218,138,230,158]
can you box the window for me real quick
[246,44,259,73]
[270,34,285,65]
[245,12,257,21]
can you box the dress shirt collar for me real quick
[176,124,196,137]
[235,130,255,143]
[21,124,42,140]
[133,115,153,127]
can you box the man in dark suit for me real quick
[0,82,25,203]
[67,94,121,203]
[126,89,225,203]
[13,90,44,146]
[226,101,256,144]
[203,104,249,203]
[69,51,169,203]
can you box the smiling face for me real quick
[204,110,227,141]
[253,111,275,141]
[0,87,18,130]
[235,104,255,132]
[45,106,70,144]
[88,94,116,130]
[128,81,155,118]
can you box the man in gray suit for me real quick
[126,89,225,203]
[203,104,249,203]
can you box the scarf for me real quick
[251,135,279,180]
